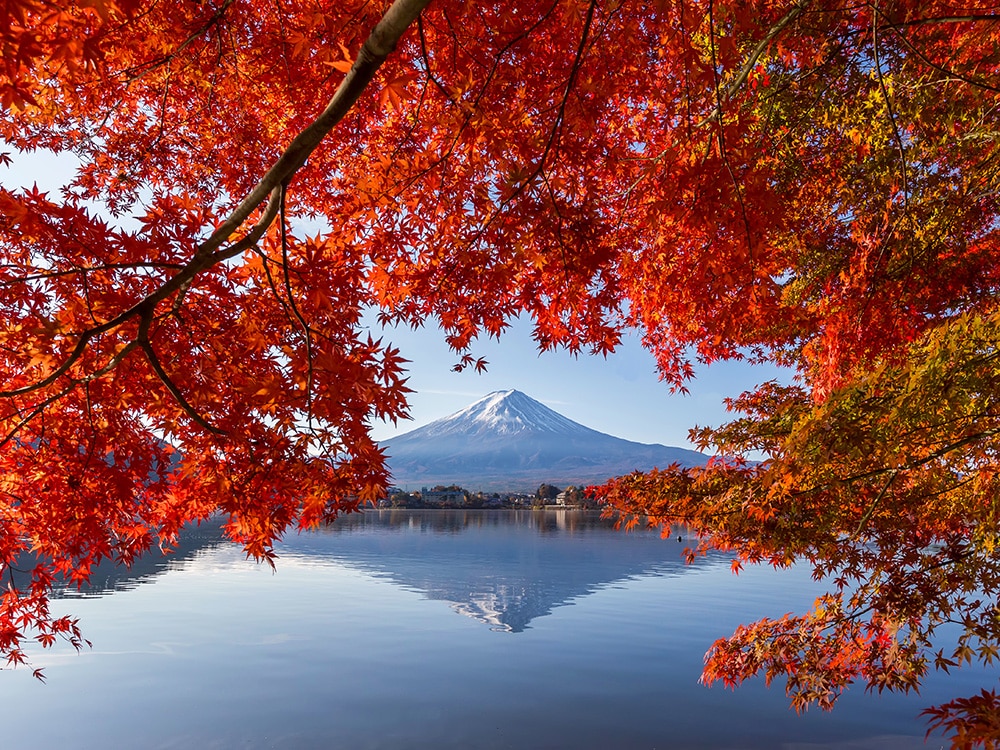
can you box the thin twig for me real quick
[872,1,910,213]
[852,469,899,538]
[707,0,754,258]
[139,338,226,435]
[279,184,315,427]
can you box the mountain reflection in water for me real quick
[282,509,695,632]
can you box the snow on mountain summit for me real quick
[419,390,598,438]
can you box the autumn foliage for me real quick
[1,0,999,744]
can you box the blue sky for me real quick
[4,149,789,453]
[367,315,789,451]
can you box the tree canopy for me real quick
[1,0,999,743]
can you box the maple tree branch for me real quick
[879,14,1000,31]
[0,329,100,398]
[416,16,455,104]
[852,469,899,539]
[615,0,815,234]
[253,245,293,323]
[871,2,910,215]
[154,62,175,146]
[0,388,74,450]
[197,0,433,260]
[399,0,560,195]
[538,0,597,170]
[696,0,812,128]
[138,337,227,436]
[272,0,293,86]
[0,262,185,289]
[706,0,754,259]
[541,171,572,287]
[795,426,1000,497]
[204,186,283,266]
[169,277,194,321]
[0,187,282,400]
[278,184,315,426]
[879,13,1000,95]
[119,0,237,82]
[78,341,142,386]
[520,0,598,293]
[444,0,592,266]
[3,0,432,427]
[413,0,587,309]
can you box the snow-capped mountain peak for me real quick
[381,389,708,491]
[420,390,595,438]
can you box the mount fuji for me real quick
[382,389,708,491]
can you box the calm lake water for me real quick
[2,510,993,749]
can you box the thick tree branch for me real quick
[197,0,434,260]
[0,0,432,409]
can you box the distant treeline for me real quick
[382,484,600,510]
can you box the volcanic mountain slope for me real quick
[382,390,707,491]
